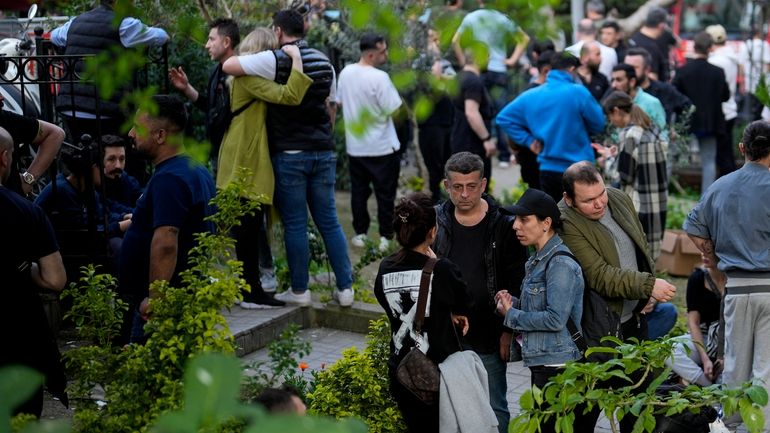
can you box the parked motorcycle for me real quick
[0,4,41,117]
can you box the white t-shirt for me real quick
[739,38,770,93]
[237,49,337,99]
[456,9,518,73]
[566,40,618,81]
[336,63,402,157]
[709,45,740,121]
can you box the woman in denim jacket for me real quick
[495,189,592,433]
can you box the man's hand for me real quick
[641,297,657,314]
[703,357,715,381]
[139,296,151,321]
[19,175,33,195]
[119,219,132,232]
[123,213,133,221]
[451,314,470,336]
[169,67,189,90]
[499,332,512,362]
[529,139,543,155]
[281,44,301,60]
[483,138,497,157]
[651,278,676,302]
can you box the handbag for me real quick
[396,257,440,405]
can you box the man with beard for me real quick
[101,135,142,216]
[576,41,608,102]
[119,95,216,344]
[610,64,666,135]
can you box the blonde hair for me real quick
[238,27,278,55]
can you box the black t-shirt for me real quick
[0,186,63,384]
[686,268,722,326]
[452,70,493,155]
[579,71,609,103]
[374,250,471,369]
[629,32,670,82]
[0,110,40,195]
[447,212,501,353]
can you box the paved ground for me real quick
[242,327,615,431]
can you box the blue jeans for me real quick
[272,151,353,292]
[646,302,678,340]
[477,352,509,433]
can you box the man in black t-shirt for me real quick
[628,7,671,82]
[0,106,65,197]
[0,126,67,417]
[451,49,495,184]
[433,152,527,433]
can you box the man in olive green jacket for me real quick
[557,162,676,341]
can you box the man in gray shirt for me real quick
[685,120,770,431]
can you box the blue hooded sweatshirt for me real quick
[496,70,605,173]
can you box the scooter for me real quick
[0,4,42,117]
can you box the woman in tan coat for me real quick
[217,28,312,308]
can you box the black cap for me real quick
[500,189,561,223]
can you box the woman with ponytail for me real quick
[374,192,471,432]
[602,90,668,260]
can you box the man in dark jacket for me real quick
[673,32,730,193]
[433,151,527,433]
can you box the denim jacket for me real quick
[503,234,584,367]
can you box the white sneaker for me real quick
[274,288,312,306]
[378,237,390,252]
[333,288,354,307]
[498,161,510,169]
[260,267,278,293]
[351,233,367,248]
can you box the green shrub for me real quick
[308,318,406,433]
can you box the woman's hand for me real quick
[426,246,437,259]
[494,290,513,316]
[282,44,301,59]
[451,314,470,336]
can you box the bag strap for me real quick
[544,251,588,353]
[231,99,257,119]
[414,257,437,335]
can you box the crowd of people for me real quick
[2,0,770,431]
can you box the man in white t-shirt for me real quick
[336,33,403,251]
[739,29,770,120]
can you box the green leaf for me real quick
[0,366,44,423]
[740,400,765,433]
[18,420,72,433]
[747,385,769,406]
[520,390,535,410]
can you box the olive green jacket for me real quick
[217,69,312,203]
[558,188,655,315]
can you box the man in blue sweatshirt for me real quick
[496,52,605,201]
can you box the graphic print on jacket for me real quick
[382,270,433,355]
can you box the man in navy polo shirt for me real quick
[119,95,216,344]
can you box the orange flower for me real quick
[299,362,309,371]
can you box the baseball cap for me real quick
[706,24,727,44]
[500,189,561,223]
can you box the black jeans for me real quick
[530,365,599,433]
[515,146,541,189]
[716,117,737,177]
[232,202,266,302]
[418,124,452,203]
[349,153,400,238]
[539,170,564,203]
[482,70,512,161]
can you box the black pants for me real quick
[539,170,564,203]
[482,70,512,161]
[716,117,737,177]
[530,366,599,433]
[232,202,266,302]
[388,367,438,433]
[349,153,400,238]
[419,124,452,204]
[515,146,540,189]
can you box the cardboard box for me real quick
[656,230,702,277]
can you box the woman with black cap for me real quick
[495,188,594,433]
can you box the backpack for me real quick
[545,251,623,362]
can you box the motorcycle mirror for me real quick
[27,4,38,20]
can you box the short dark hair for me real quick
[551,51,580,71]
[645,7,668,27]
[536,50,555,71]
[360,32,386,52]
[586,0,605,15]
[393,193,437,251]
[612,63,637,83]
[273,9,306,38]
[151,95,188,133]
[600,20,620,33]
[210,18,240,48]
[693,31,713,55]
[444,151,484,179]
[100,134,126,149]
[532,39,555,57]
[562,162,603,200]
[255,386,301,414]
[624,47,651,68]
[741,120,770,161]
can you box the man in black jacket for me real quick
[433,151,527,433]
[673,32,730,193]
[169,18,239,168]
